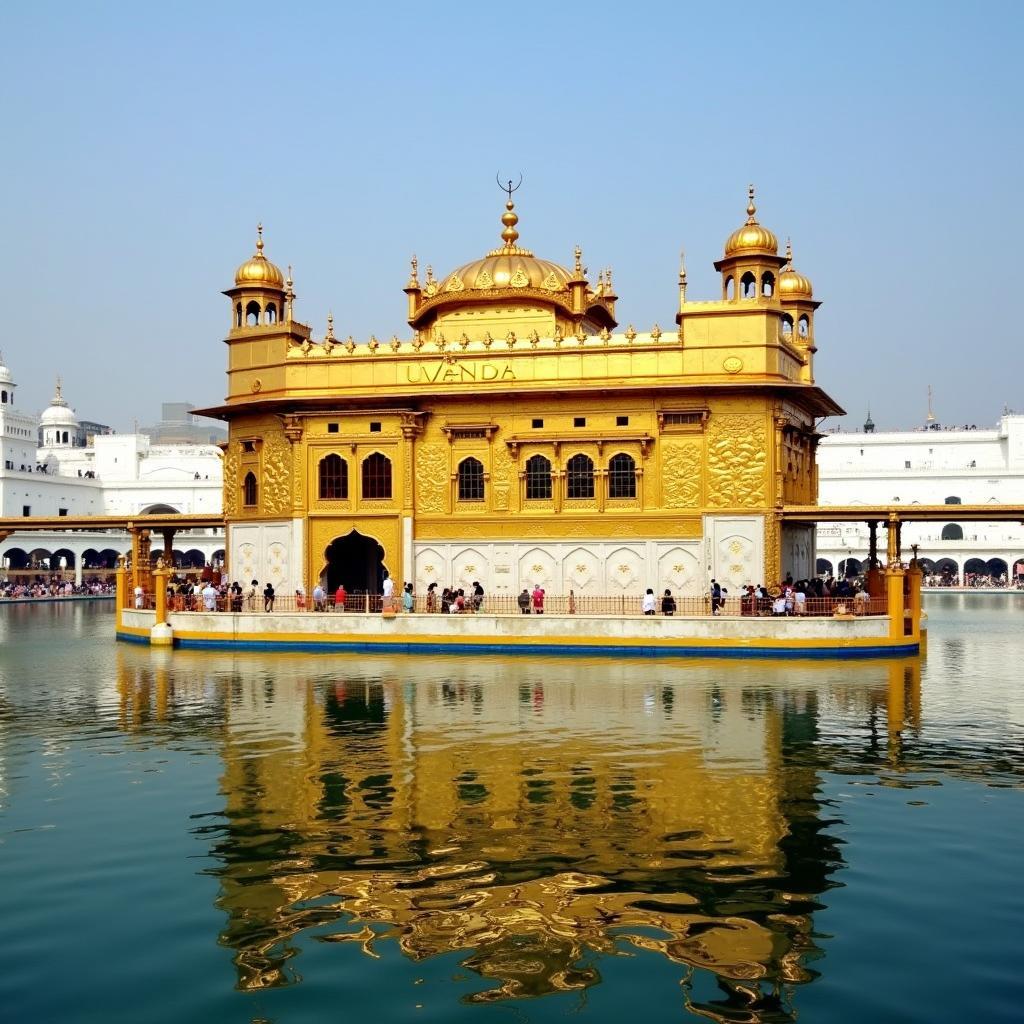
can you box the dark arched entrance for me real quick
[324,531,386,594]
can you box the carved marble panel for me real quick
[562,546,602,592]
[606,546,644,590]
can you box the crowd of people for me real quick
[0,578,115,600]
[923,572,1023,589]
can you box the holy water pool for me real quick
[0,594,1021,1023]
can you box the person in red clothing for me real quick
[531,585,545,614]
[334,583,346,611]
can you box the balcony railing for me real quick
[146,591,889,618]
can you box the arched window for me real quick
[761,272,775,297]
[362,452,392,500]
[724,276,735,300]
[781,314,793,336]
[608,453,636,499]
[798,314,809,337]
[62,431,68,444]
[941,523,963,540]
[566,453,594,499]
[245,300,260,327]
[264,303,277,324]
[318,454,348,499]
[242,472,257,507]
[741,272,757,299]
[457,457,485,501]
[945,495,962,504]
[525,454,552,500]
[235,303,242,328]
[1,390,7,404]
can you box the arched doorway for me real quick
[816,558,833,576]
[324,531,386,594]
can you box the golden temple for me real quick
[200,186,843,600]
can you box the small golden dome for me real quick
[723,185,779,257]
[433,201,574,295]
[778,240,813,299]
[234,224,285,288]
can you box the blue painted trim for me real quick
[116,631,152,645]
[147,636,920,660]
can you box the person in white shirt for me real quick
[794,589,806,615]
[642,588,656,615]
[133,584,144,609]
[382,572,394,599]
[202,583,219,611]
[772,595,787,615]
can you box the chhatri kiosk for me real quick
[116,187,924,655]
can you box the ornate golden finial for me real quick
[344,335,355,354]
[553,324,564,345]
[389,335,401,351]
[285,264,294,289]
[506,331,517,349]
[625,324,637,343]
[573,245,583,277]
[746,184,757,223]
[605,267,614,293]
[255,222,265,255]
[407,254,420,288]
[651,323,662,342]
[500,200,520,248]
[679,249,687,285]
[52,376,66,406]
[458,332,471,350]
[325,311,336,341]
[784,238,793,269]
[482,331,494,349]
[368,334,380,352]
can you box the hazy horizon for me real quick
[1,1,1020,433]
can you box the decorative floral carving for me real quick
[707,416,767,507]
[661,441,702,508]
[222,444,240,517]
[416,444,448,513]
[475,269,494,289]
[261,432,292,516]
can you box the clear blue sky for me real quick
[1,0,1020,431]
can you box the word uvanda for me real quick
[405,361,517,384]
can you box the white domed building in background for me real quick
[38,379,79,450]
[0,359,225,582]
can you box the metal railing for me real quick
[152,591,889,617]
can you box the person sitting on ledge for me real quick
[661,589,676,615]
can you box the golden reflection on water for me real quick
[115,649,922,1017]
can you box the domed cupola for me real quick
[406,193,617,341]
[714,186,788,302]
[723,186,779,258]
[234,223,285,288]
[0,350,14,407]
[40,378,79,448]
[778,240,813,300]
[224,224,289,331]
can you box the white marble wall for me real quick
[414,539,704,597]
[228,521,297,593]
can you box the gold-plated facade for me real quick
[201,191,843,596]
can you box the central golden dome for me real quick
[723,186,779,257]
[234,224,285,288]
[433,201,574,295]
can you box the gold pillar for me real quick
[153,564,170,625]
[115,556,128,627]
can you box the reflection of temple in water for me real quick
[115,650,923,1019]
